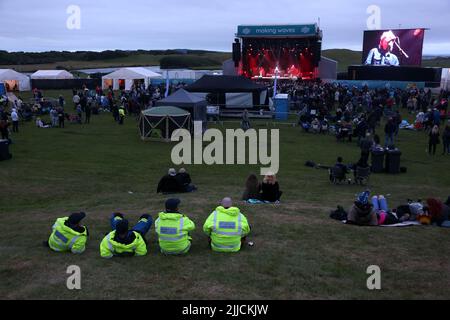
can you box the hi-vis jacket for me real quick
[100,230,147,258]
[155,212,195,254]
[48,217,88,254]
[203,206,250,253]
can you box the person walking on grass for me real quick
[11,108,19,133]
[57,106,65,128]
[428,125,440,156]
[85,102,91,124]
[443,124,450,155]
[76,104,82,124]
[384,117,396,147]
[118,106,125,125]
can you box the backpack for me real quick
[330,206,348,221]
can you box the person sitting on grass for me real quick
[242,174,262,201]
[45,212,88,254]
[203,197,251,253]
[100,212,152,258]
[155,198,195,255]
[175,168,197,192]
[36,117,51,128]
[426,198,450,227]
[261,173,282,203]
[157,168,182,194]
[371,194,390,225]
[346,191,378,226]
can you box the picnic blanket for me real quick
[340,220,420,227]
[246,199,280,204]
[379,221,421,227]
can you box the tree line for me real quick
[0,49,224,65]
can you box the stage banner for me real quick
[237,24,317,37]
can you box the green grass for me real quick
[1,91,449,299]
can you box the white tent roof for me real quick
[0,69,29,81]
[103,67,162,80]
[0,69,31,91]
[31,70,74,79]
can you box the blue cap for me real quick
[357,191,370,205]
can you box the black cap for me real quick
[68,212,86,225]
[116,219,129,235]
[165,198,180,211]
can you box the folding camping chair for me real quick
[353,166,371,186]
[329,166,350,185]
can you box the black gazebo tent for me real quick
[184,75,268,108]
[155,88,207,122]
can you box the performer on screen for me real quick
[364,30,400,66]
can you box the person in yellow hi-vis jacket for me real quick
[203,197,250,253]
[100,213,152,258]
[45,212,88,254]
[118,106,125,125]
[155,198,195,255]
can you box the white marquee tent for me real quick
[0,69,31,91]
[102,67,162,90]
[30,70,74,80]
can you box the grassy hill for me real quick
[322,49,363,72]
[0,51,231,73]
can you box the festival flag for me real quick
[165,70,170,97]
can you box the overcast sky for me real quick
[1,0,449,54]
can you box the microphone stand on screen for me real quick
[394,39,409,59]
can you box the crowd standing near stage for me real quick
[0,81,188,134]
[255,80,449,155]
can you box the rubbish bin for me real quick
[385,149,402,174]
[371,149,385,173]
[0,139,12,161]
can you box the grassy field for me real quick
[1,90,449,299]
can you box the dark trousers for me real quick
[110,213,153,237]
[429,143,437,155]
[1,130,8,140]
[443,141,449,154]
[12,121,18,133]
[59,117,64,128]
[85,114,90,124]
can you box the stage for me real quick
[234,24,322,80]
